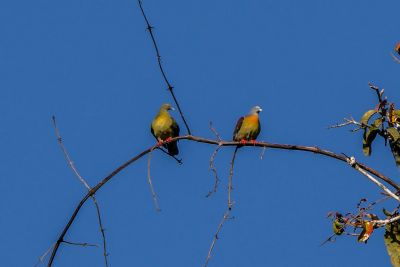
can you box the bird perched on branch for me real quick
[233,106,262,145]
[151,103,180,155]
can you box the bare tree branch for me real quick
[204,146,239,266]
[206,145,222,197]
[374,214,400,226]
[62,240,98,247]
[51,116,109,267]
[206,122,223,197]
[346,156,400,202]
[147,150,161,211]
[92,197,109,264]
[259,146,266,159]
[35,243,55,267]
[155,146,183,164]
[203,209,233,267]
[209,122,222,142]
[52,116,91,190]
[228,147,239,210]
[390,52,400,64]
[46,135,399,266]
[328,117,363,130]
[137,0,192,135]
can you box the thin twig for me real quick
[52,116,91,190]
[137,0,191,135]
[328,117,363,131]
[147,150,161,212]
[47,135,399,266]
[260,146,266,159]
[320,233,337,247]
[346,156,400,202]
[321,194,391,246]
[206,122,223,197]
[206,145,222,197]
[368,82,383,103]
[363,195,391,212]
[155,146,183,164]
[51,116,109,267]
[374,214,400,226]
[92,197,109,266]
[390,52,400,64]
[228,147,239,210]
[62,241,99,247]
[35,243,56,267]
[209,122,222,142]
[203,209,233,267]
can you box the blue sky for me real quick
[1,0,400,266]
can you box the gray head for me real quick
[249,105,262,115]
[160,103,175,111]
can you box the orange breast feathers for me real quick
[245,114,259,125]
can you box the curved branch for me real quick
[47,135,398,266]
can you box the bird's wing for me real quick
[150,124,155,138]
[233,116,244,140]
[171,117,180,137]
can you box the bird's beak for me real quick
[259,108,263,112]
[171,107,176,111]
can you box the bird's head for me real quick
[160,103,175,111]
[249,105,262,115]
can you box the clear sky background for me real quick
[1,0,400,266]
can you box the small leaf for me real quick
[384,219,400,266]
[372,117,383,128]
[358,221,374,243]
[387,127,400,142]
[332,219,344,235]
[361,110,377,126]
[363,128,379,156]
[389,103,397,125]
[389,141,400,166]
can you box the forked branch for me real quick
[46,135,399,266]
[50,116,109,267]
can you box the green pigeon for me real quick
[151,103,180,155]
[233,106,262,144]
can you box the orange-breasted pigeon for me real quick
[151,103,180,155]
[233,106,262,144]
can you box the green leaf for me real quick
[358,221,374,243]
[384,219,400,266]
[389,141,400,166]
[361,110,377,126]
[332,219,344,235]
[372,117,383,128]
[363,128,379,156]
[387,127,400,143]
[395,110,400,118]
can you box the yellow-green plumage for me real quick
[151,103,180,155]
[233,106,262,142]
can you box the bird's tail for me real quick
[166,141,179,156]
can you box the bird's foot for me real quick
[250,140,257,146]
[165,137,172,143]
[240,139,247,145]
[156,140,164,146]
